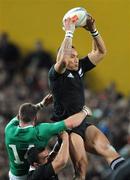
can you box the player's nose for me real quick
[75,58,78,63]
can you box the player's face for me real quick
[38,149,49,164]
[67,48,79,71]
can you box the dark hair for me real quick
[19,103,37,123]
[27,147,40,165]
[27,147,45,165]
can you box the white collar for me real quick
[29,166,36,171]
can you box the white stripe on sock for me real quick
[111,157,125,170]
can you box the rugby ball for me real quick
[62,7,88,27]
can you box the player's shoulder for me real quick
[79,56,96,72]
[79,56,90,63]
[35,122,52,136]
[48,64,63,80]
[6,116,19,127]
[48,65,55,77]
[35,122,49,129]
[49,65,54,72]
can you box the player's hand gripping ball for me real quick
[62,7,88,28]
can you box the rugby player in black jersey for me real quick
[48,16,125,179]
[27,132,68,180]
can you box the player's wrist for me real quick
[64,23,75,38]
[35,102,44,110]
[82,106,92,116]
[90,29,99,37]
[82,109,88,116]
[65,30,74,38]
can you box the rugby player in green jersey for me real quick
[5,94,92,180]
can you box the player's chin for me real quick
[69,65,79,71]
[73,66,79,71]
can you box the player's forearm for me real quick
[48,139,62,162]
[84,18,106,54]
[92,39,97,51]
[55,18,76,73]
[65,111,86,129]
[65,107,92,129]
[84,15,107,64]
[53,136,69,167]
[87,33,107,65]
[35,94,53,110]
[55,36,73,73]
[92,34,106,55]
[56,36,72,63]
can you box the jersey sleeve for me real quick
[48,65,61,81]
[37,121,67,140]
[80,56,96,73]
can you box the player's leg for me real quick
[110,159,130,180]
[69,132,88,180]
[84,125,125,170]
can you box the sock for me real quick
[110,156,125,170]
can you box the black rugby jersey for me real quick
[28,163,58,180]
[48,56,95,121]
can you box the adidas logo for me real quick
[67,73,74,78]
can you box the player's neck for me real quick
[19,121,34,127]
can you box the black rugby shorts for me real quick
[68,117,92,140]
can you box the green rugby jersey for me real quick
[5,116,67,176]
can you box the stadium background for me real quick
[0,0,130,179]
[0,0,130,94]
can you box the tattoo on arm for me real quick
[57,37,72,62]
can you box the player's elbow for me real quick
[62,57,69,66]
[99,47,107,58]
[56,57,68,67]
[58,156,68,168]
[54,156,68,172]
[96,49,107,62]
[99,52,106,61]
[65,120,75,129]
[102,49,107,57]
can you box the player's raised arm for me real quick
[35,93,53,110]
[54,18,77,74]
[84,15,107,65]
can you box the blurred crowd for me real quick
[0,32,130,180]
